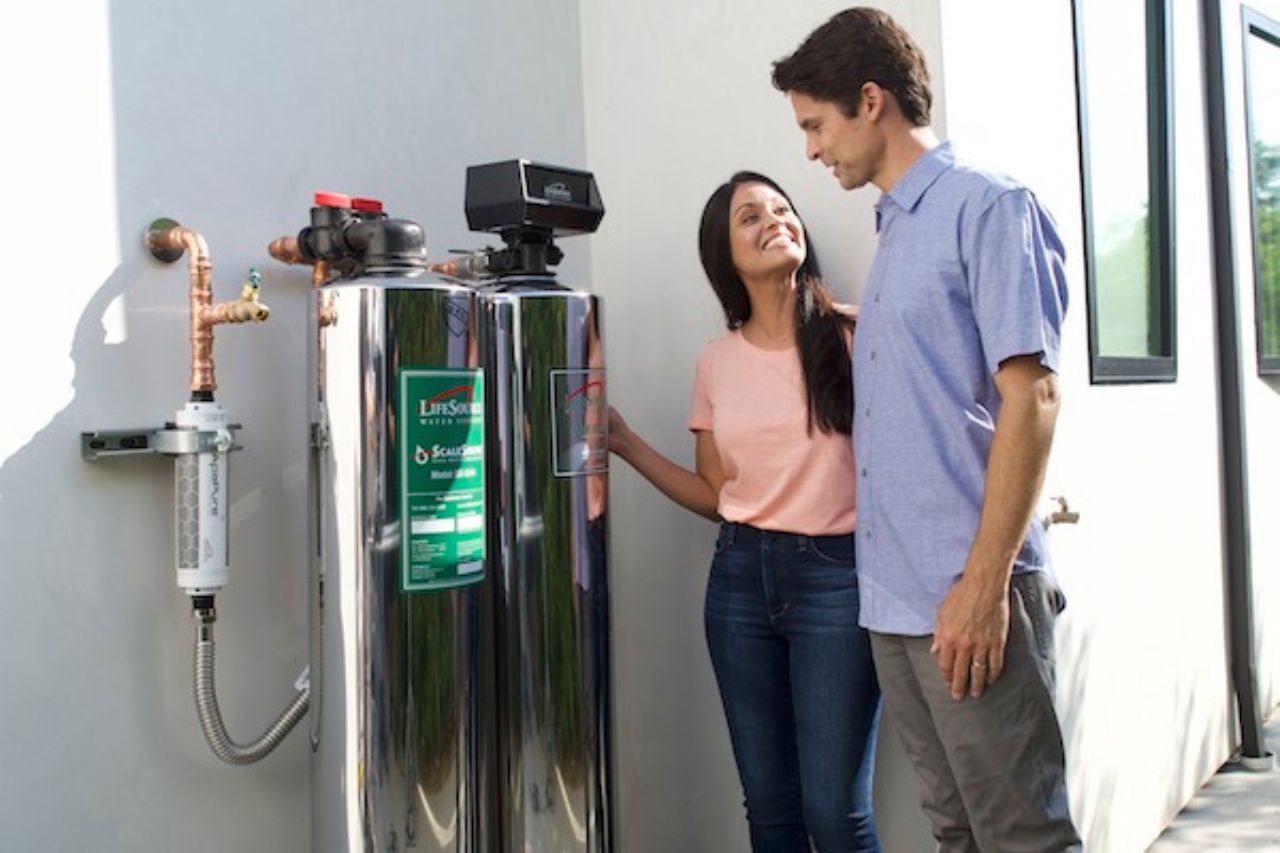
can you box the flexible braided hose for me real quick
[193,616,310,765]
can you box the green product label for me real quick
[398,368,486,593]
[550,368,608,477]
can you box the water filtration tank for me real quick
[482,277,611,852]
[308,209,489,852]
[466,160,613,853]
[301,161,614,852]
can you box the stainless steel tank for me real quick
[481,275,612,853]
[314,266,488,853]
[306,161,614,853]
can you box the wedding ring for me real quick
[970,661,987,670]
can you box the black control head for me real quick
[464,160,604,238]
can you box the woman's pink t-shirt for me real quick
[688,330,856,536]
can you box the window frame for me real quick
[1072,0,1178,383]
[1241,5,1280,376]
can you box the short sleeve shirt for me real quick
[690,331,856,535]
[852,142,1068,635]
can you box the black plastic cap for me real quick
[347,218,428,270]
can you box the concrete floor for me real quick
[1147,715,1280,852]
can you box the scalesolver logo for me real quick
[414,443,483,465]
[419,384,483,419]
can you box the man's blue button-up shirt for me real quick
[853,142,1068,635]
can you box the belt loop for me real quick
[724,522,737,547]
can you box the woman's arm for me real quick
[609,407,723,521]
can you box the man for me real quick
[773,8,1081,852]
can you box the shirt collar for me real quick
[877,141,955,216]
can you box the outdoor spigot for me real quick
[198,267,271,326]
[212,267,270,323]
[240,268,263,302]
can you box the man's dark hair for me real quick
[698,171,854,436]
[772,7,932,127]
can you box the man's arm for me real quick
[931,355,1060,700]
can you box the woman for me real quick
[609,172,881,852]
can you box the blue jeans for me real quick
[705,522,882,853]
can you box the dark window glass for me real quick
[1074,0,1176,382]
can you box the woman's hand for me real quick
[608,406,632,458]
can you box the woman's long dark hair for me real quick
[698,171,854,436]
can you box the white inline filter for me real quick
[174,401,232,594]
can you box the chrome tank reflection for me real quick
[483,279,613,853]
[313,274,486,853]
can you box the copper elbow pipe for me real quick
[147,220,270,395]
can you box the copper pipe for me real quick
[269,235,337,327]
[427,251,490,280]
[148,225,270,394]
[268,235,306,266]
[151,226,217,393]
[201,294,270,325]
[269,235,324,285]
[313,262,337,328]
[318,293,338,329]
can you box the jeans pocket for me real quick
[1013,573,1056,660]
[804,534,855,565]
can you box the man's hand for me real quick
[931,575,1010,700]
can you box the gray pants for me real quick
[870,571,1081,853]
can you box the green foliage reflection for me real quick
[1096,209,1153,358]
[1254,140,1280,360]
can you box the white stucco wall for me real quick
[0,2,587,851]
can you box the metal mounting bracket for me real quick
[80,426,242,461]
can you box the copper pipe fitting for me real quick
[147,221,270,394]
[269,235,326,287]
[268,236,306,266]
[269,234,337,327]
[201,293,270,325]
[427,250,490,281]
[318,293,338,328]
[311,260,331,290]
